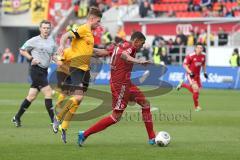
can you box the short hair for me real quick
[130,31,146,41]
[234,48,239,54]
[196,42,203,47]
[88,7,102,18]
[39,20,51,27]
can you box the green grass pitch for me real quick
[0,83,240,160]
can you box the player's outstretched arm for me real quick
[93,48,110,57]
[121,52,152,65]
[203,63,208,79]
[58,31,74,55]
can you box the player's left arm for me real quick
[203,58,208,79]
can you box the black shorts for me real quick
[56,71,71,87]
[69,67,90,92]
[56,71,72,92]
[30,65,48,91]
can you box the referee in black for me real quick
[12,20,56,127]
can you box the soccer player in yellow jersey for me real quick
[53,7,102,143]
[55,49,72,109]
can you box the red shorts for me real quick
[111,82,147,111]
[187,74,202,88]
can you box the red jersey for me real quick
[183,52,206,76]
[107,41,137,84]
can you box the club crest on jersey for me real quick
[195,62,202,66]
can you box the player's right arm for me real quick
[93,48,110,57]
[121,52,152,65]
[58,31,74,55]
[183,55,194,77]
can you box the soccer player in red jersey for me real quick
[77,31,157,146]
[176,43,208,111]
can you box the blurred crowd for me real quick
[139,0,240,18]
[137,26,229,65]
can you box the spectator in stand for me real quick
[218,1,225,16]
[152,40,161,64]
[93,25,104,48]
[172,37,183,53]
[202,6,211,17]
[188,0,201,12]
[197,29,207,45]
[73,0,80,17]
[187,30,195,46]
[210,32,215,46]
[116,25,126,40]
[152,35,164,46]
[167,38,174,54]
[176,30,187,45]
[172,37,185,63]
[160,41,171,65]
[218,27,228,46]
[166,10,176,17]
[89,0,98,7]
[102,28,113,46]
[186,30,195,54]
[1,48,15,64]
[229,48,240,67]
[222,6,234,17]
[88,0,109,13]
[139,0,151,18]
[193,26,200,45]
[141,43,151,60]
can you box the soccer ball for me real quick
[155,131,171,147]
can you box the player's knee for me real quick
[192,84,198,91]
[42,87,52,98]
[27,94,37,102]
[142,99,150,107]
[193,87,199,93]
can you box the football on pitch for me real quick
[155,131,171,147]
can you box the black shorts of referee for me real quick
[69,67,90,93]
[30,65,49,91]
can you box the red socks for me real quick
[182,83,199,108]
[142,107,155,139]
[193,92,199,108]
[84,108,156,140]
[84,115,117,138]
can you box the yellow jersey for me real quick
[57,48,72,74]
[69,24,94,71]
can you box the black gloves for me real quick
[204,72,208,79]
[189,72,195,78]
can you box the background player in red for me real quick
[177,43,208,111]
[78,31,157,146]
